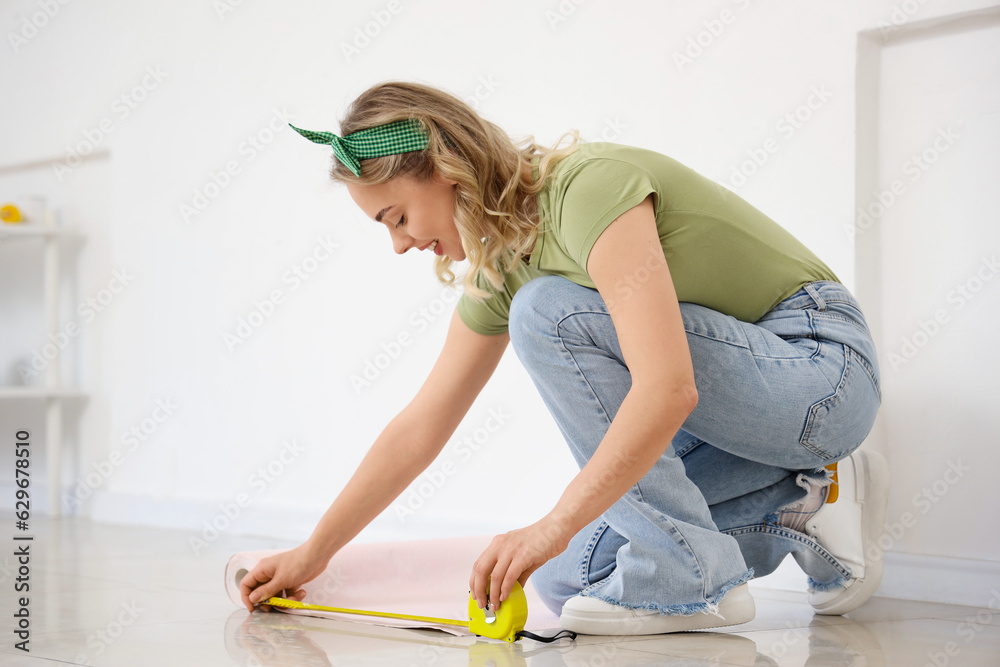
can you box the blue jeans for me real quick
[508,277,882,616]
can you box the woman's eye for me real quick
[395,216,406,229]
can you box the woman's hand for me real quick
[239,541,332,612]
[469,516,571,613]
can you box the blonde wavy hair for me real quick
[328,81,581,302]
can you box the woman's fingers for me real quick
[499,560,534,608]
[472,522,570,611]
[489,557,515,612]
[471,537,502,611]
[471,536,521,613]
[239,568,268,612]
[248,578,286,606]
[240,559,286,610]
[470,553,494,611]
[238,545,329,613]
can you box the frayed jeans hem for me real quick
[808,575,850,592]
[579,568,754,617]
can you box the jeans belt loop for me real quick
[803,282,827,311]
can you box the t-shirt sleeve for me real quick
[557,158,659,271]
[456,269,514,336]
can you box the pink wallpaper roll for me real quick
[224,534,561,636]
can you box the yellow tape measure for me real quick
[265,580,529,643]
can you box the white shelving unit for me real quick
[1,213,86,516]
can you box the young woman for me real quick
[239,81,888,635]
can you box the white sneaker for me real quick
[559,583,755,635]
[805,449,890,615]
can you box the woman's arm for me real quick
[470,194,698,612]
[549,193,697,536]
[305,310,510,560]
[241,308,509,609]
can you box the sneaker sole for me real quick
[812,449,890,615]
[560,584,756,635]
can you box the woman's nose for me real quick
[392,233,412,255]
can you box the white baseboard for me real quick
[876,551,1000,607]
[748,551,1000,608]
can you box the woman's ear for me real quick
[431,168,459,187]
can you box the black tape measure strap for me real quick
[516,629,577,643]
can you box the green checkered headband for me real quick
[288,118,429,176]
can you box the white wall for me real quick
[851,6,1000,604]
[1,0,997,603]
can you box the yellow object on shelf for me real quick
[1,203,23,223]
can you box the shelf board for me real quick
[0,225,83,238]
[0,387,88,399]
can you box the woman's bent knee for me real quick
[509,277,558,364]
[508,276,586,352]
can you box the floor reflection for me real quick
[222,608,888,667]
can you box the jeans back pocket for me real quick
[799,347,882,462]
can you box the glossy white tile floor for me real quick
[3,514,999,666]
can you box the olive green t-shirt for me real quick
[456,142,839,336]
